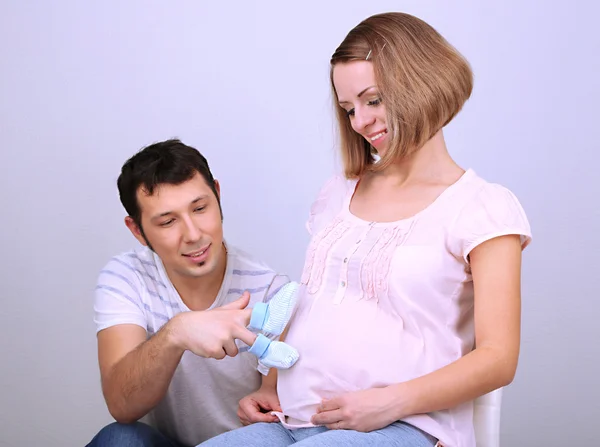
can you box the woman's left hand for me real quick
[310,387,400,432]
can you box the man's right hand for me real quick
[98,291,257,423]
[238,384,282,425]
[169,291,256,359]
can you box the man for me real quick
[87,139,286,446]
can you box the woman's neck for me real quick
[373,130,463,186]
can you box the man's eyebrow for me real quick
[191,195,208,204]
[151,195,209,219]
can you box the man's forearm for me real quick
[102,318,184,423]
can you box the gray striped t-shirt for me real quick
[94,243,290,446]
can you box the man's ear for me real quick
[124,216,148,247]
[214,179,221,199]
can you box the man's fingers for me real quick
[256,397,281,421]
[267,397,282,413]
[239,397,279,424]
[219,292,250,310]
[239,397,260,418]
[237,407,251,426]
[234,326,260,348]
[261,394,282,413]
[223,339,239,357]
[250,411,278,423]
[239,399,268,423]
[212,349,226,360]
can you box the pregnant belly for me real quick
[277,298,425,422]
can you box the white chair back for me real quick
[473,388,503,447]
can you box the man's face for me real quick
[126,172,224,282]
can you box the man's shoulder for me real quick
[103,246,155,268]
[225,243,291,303]
[94,246,173,334]
[98,246,164,288]
[226,243,276,274]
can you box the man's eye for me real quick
[160,219,174,227]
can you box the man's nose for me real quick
[182,217,201,243]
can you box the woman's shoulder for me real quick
[462,171,529,217]
[306,173,356,235]
[448,170,532,260]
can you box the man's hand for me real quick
[238,384,281,425]
[170,292,256,359]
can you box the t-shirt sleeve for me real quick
[306,175,350,236]
[450,183,532,263]
[94,257,148,333]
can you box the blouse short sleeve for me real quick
[450,182,532,263]
[306,175,352,236]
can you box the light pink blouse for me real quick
[274,169,532,447]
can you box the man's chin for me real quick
[185,260,216,277]
[185,264,209,277]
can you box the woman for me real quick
[201,11,531,447]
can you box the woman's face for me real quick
[333,61,389,155]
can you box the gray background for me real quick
[1,1,598,445]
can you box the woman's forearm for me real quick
[389,345,517,419]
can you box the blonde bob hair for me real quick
[330,12,473,178]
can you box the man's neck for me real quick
[167,244,228,311]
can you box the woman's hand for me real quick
[237,384,282,426]
[310,387,400,432]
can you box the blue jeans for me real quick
[87,422,185,447]
[197,421,437,446]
